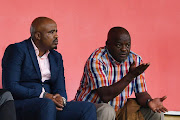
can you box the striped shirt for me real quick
[75,47,147,111]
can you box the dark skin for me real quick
[30,17,64,111]
[96,28,168,113]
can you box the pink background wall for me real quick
[0,0,179,110]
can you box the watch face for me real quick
[146,99,152,106]
[148,99,152,102]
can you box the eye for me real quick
[126,44,130,47]
[116,44,121,48]
[50,31,54,34]
[48,30,55,34]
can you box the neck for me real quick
[33,39,47,57]
[38,50,47,57]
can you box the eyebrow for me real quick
[115,41,131,44]
[48,29,58,33]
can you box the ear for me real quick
[34,32,41,40]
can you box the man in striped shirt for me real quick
[75,27,168,120]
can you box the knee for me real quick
[88,102,97,111]
[101,103,116,116]
[83,102,97,112]
[96,103,116,119]
[140,107,164,120]
[40,98,56,110]
[0,91,13,105]
[153,112,164,120]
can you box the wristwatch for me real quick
[146,99,152,107]
[62,97,67,106]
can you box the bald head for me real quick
[29,17,58,53]
[30,17,56,38]
[106,27,131,63]
[107,27,131,41]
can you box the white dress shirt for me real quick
[31,39,51,98]
[31,40,66,105]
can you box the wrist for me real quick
[62,97,67,106]
[44,93,53,99]
[146,98,153,107]
[43,92,48,98]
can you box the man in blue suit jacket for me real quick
[2,17,97,120]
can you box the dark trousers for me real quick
[15,98,97,120]
[0,89,16,120]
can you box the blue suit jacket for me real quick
[2,38,67,100]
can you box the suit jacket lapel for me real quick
[26,38,41,79]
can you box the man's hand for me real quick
[148,96,168,113]
[44,93,64,111]
[128,61,150,80]
[53,94,64,109]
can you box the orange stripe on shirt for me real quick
[95,60,105,86]
[140,74,145,92]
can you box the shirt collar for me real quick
[31,39,50,58]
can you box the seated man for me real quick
[75,27,168,120]
[2,17,97,120]
[0,89,16,120]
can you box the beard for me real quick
[53,46,57,49]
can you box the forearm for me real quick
[135,92,152,107]
[7,83,41,99]
[97,73,134,103]
[3,69,41,99]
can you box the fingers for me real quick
[160,96,167,102]
[133,63,150,76]
[140,63,150,71]
[153,109,157,113]
[52,98,64,108]
[156,109,161,113]
[139,63,150,70]
[53,94,61,99]
[163,107,168,112]
[153,107,168,113]
[53,94,64,109]
[56,107,63,111]
[45,93,64,111]
[159,107,168,113]
[152,108,158,113]
[131,60,136,66]
[54,95,64,105]
[152,104,168,113]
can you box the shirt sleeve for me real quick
[86,58,109,90]
[134,58,147,93]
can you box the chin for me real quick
[118,58,127,63]
[53,45,57,49]
[50,46,57,50]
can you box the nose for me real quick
[55,32,58,38]
[121,45,127,52]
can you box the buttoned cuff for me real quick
[39,87,46,98]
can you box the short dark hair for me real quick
[107,26,130,39]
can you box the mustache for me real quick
[53,39,58,42]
